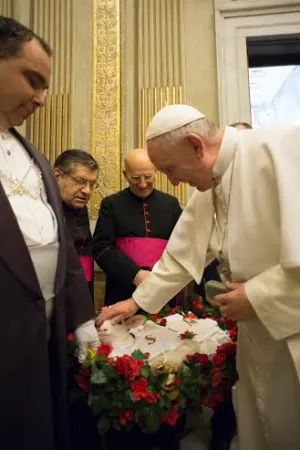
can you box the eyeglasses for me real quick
[60,169,99,189]
[128,174,155,183]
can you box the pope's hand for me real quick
[75,319,100,363]
[95,298,139,327]
[214,281,256,322]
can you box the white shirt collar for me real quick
[213,126,239,181]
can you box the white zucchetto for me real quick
[146,104,205,140]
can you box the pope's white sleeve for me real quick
[132,250,193,314]
[245,265,300,340]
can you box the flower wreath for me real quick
[67,297,238,435]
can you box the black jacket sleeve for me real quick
[172,197,182,225]
[65,229,95,330]
[92,197,141,288]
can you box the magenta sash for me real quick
[116,237,168,268]
[79,255,94,282]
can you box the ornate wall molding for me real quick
[90,0,122,219]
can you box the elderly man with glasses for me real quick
[93,148,182,305]
[54,149,99,299]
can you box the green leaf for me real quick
[145,410,160,433]
[140,365,151,378]
[131,349,148,360]
[91,370,107,385]
[97,415,110,435]
[90,393,111,414]
[102,363,118,379]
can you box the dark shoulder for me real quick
[100,188,130,206]
[154,189,180,205]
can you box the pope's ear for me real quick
[186,133,204,158]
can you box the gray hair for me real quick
[54,149,99,174]
[0,16,52,60]
[149,118,218,148]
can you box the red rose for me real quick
[192,299,204,310]
[113,355,143,380]
[151,313,161,322]
[159,318,167,327]
[145,392,160,403]
[216,342,236,356]
[212,352,226,367]
[97,343,113,357]
[202,391,224,409]
[160,410,180,427]
[120,410,134,425]
[186,353,210,367]
[225,317,236,330]
[229,327,238,342]
[67,332,76,342]
[184,312,198,320]
[131,378,148,400]
[180,331,195,340]
[170,306,180,315]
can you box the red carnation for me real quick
[120,410,134,425]
[216,342,236,356]
[186,353,210,367]
[131,378,148,400]
[159,318,167,327]
[212,352,226,367]
[97,343,113,357]
[160,409,180,427]
[210,367,223,387]
[113,355,143,380]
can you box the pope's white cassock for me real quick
[132,123,300,450]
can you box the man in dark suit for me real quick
[0,16,99,450]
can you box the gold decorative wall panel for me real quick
[0,0,12,15]
[90,0,121,219]
[136,0,187,205]
[138,85,186,200]
[26,0,73,164]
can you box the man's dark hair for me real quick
[0,16,52,60]
[230,122,252,129]
[54,149,99,174]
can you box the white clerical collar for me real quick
[212,126,239,181]
[0,126,11,140]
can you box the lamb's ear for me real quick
[126,315,147,329]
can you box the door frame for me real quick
[214,0,300,126]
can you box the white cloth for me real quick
[166,314,230,355]
[133,125,300,449]
[0,132,59,321]
[106,316,229,360]
[146,104,205,140]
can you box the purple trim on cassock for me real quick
[79,255,94,281]
[116,237,168,268]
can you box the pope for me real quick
[97,104,300,449]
